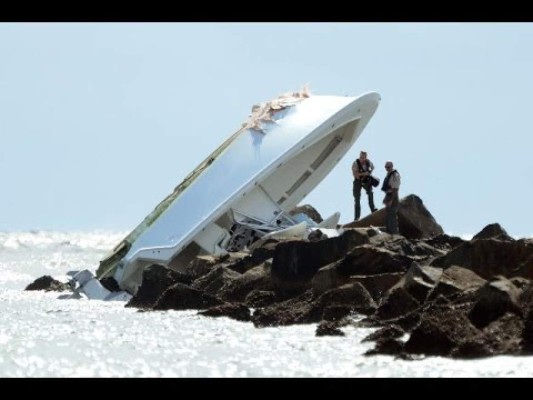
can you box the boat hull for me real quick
[97,92,381,294]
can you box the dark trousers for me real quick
[353,179,376,220]
[385,197,399,234]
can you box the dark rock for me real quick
[251,290,321,327]
[126,264,192,309]
[468,277,522,329]
[365,227,383,238]
[522,309,533,353]
[431,239,533,280]
[452,341,492,359]
[473,223,514,241]
[311,263,349,294]
[308,229,328,242]
[244,290,277,308]
[183,255,219,280]
[392,195,445,239]
[322,305,353,322]
[517,255,533,280]
[510,277,530,291]
[386,310,422,332]
[25,275,69,292]
[399,262,443,303]
[99,276,120,292]
[199,303,251,322]
[469,313,523,357]
[520,284,533,353]
[423,234,465,251]
[153,283,224,311]
[219,264,272,302]
[365,338,404,356]
[345,194,444,239]
[316,321,345,336]
[336,245,413,276]
[349,273,404,303]
[248,237,286,253]
[519,282,533,314]
[191,266,241,296]
[352,317,384,328]
[271,229,369,292]
[375,287,420,321]
[370,235,446,261]
[226,246,275,274]
[317,283,377,316]
[362,325,404,342]
[404,311,478,357]
[427,266,486,301]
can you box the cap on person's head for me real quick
[385,161,393,168]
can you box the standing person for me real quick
[382,161,401,234]
[352,151,377,221]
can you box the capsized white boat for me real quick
[71,88,380,298]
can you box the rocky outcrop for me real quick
[344,194,444,239]
[472,223,514,241]
[244,290,277,308]
[363,326,406,356]
[153,283,224,311]
[349,273,404,302]
[385,263,443,304]
[316,321,345,336]
[32,193,533,360]
[311,263,349,294]
[251,290,322,327]
[423,234,465,252]
[431,239,533,280]
[427,265,486,300]
[25,275,69,292]
[118,204,533,359]
[191,266,241,296]
[315,283,377,316]
[126,264,192,309]
[270,229,370,293]
[403,308,479,356]
[336,246,412,276]
[199,303,251,322]
[225,246,277,274]
[468,277,522,329]
[219,264,272,302]
[374,286,420,321]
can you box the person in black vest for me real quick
[352,151,377,221]
[382,160,401,234]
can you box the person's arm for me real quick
[388,173,401,199]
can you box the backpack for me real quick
[369,175,380,187]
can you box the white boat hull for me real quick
[97,92,380,294]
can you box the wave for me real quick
[0,230,128,252]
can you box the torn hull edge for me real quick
[97,92,381,295]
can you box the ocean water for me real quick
[1,230,532,377]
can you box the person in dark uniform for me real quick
[381,160,401,234]
[352,151,377,221]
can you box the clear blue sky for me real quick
[1,23,532,238]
